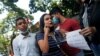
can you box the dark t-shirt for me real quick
[36,32,64,56]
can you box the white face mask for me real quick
[18,29,28,34]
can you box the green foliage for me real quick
[8,0,18,3]
[0,11,34,34]
[29,0,57,13]
[29,0,80,17]
[0,34,10,55]
[61,0,80,17]
[0,0,34,34]
[30,25,39,33]
[0,0,34,55]
[0,0,27,17]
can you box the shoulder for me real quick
[67,18,78,22]
[13,35,20,41]
[68,19,79,24]
[64,18,79,25]
[13,34,21,45]
[68,19,80,29]
[36,32,44,36]
[35,32,44,41]
[29,32,36,36]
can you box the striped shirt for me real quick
[36,32,64,56]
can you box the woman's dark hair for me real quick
[39,13,54,33]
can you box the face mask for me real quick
[52,17,60,25]
[19,29,28,34]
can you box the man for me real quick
[50,7,84,56]
[12,17,40,56]
[78,0,100,56]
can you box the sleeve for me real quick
[36,33,44,41]
[12,39,21,56]
[71,19,81,30]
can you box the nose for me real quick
[49,19,52,22]
[21,23,26,26]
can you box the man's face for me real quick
[16,19,28,32]
[51,13,60,25]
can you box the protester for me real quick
[50,7,84,56]
[35,14,65,56]
[12,17,40,56]
[78,0,100,56]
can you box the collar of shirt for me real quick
[20,32,31,39]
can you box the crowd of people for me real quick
[9,0,100,56]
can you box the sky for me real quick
[15,0,30,12]
[0,11,8,21]
[0,0,48,24]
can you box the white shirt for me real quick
[13,33,40,56]
[82,4,89,27]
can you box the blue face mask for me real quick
[52,17,60,25]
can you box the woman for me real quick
[35,14,65,56]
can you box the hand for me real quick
[44,26,50,36]
[80,27,96,36]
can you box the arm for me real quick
[12,39,20,56]
[37,27,49,53]
[80,2,100,37]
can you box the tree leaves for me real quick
[29,0,80,17]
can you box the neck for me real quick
[19,29,28,34]
[20,30,29,36]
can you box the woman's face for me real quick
[44,14,53,28]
